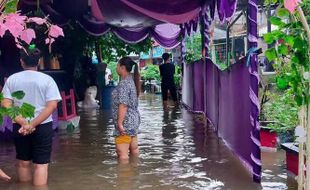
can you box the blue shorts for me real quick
[13,122,53,164]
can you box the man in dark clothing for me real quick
[159,53,178,108]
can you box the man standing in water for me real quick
[159,53,178,109]
[2,46,61,186]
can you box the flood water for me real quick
[0,94,297,190]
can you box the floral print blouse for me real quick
[112,75,140,137]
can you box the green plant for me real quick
[0,91,35,125]
[264,91,299,134]
[141,64,160,81]
[263,1,309,107]
[174,65,181,87]
[185,32,202,63]
[107,61,118,81]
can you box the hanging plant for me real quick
[0,0,64,52]
[0,0,63,125]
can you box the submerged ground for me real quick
[0,94,297,190]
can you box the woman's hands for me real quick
[0,169,11,182]
[118,124,126,135]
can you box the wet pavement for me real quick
[0,94,297,190]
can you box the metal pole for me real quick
[226,11,244,66]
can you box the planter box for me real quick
[281,143,299,176]
[260,127,277,149]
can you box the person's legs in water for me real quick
[33,164,48,186]
[161,83,169,109]
[115,135,131,164]
[32,122,53,186]
[13,124,33,183]
[169,84,178,107]
[129,136,139,157]
[16,160,32,183]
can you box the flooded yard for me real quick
[0,94,297,190]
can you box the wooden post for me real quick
[296,5,310,190]
[298,108,305,190]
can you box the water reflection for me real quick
[0,94,298,190]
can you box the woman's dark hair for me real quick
[162,53,170,62]
[119,57,140,96]
[20,47,41,67]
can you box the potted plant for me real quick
[260,91,299,149]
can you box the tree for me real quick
[185,32,202,63]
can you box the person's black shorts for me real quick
[161,83,178,102]
[13,122,53,164]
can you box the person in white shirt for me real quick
[1,47,61,186]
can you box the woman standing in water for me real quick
[112,57,141,163]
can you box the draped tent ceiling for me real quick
[19,0,239,48]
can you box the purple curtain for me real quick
[247,0,261,183]
[78,17,182,48]
[104,0,202,24]
[183,58,261,182]
[19,0,239,48]
[0,117,13,142]
[217,0,238,22]
[217,59,252,172]
[204,59,220,131]
[182,63,194,109]
[192,60,205,112]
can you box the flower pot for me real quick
[281,143,299,176]
[260,127,278,149]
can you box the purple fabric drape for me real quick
[0,117,13,142]
[247,0,261,183]
[113,27,150,44]
[19,0,239,48]
[204,60,220,131]
[78,16,110,36]
[78,17,182,48]
[182,63,194,109]
[217,59,253,173]
[95,0,162,28]
[192,60,205,112]
[217,0,238,22]
[115,0,202,24]
[182,58,260,182]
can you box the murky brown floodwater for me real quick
[0,94,297,190]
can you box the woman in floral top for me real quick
[112,57,141,162]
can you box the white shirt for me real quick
[2,70,62,124]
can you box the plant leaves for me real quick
[3,0,19,14]
[284,35,295,46]
[20,103,35,119]
[278,44,289,55]
[277,8,290,18]
[265,48,277,61]
[11,91,25,100]
[7,106,20,119]
[269,16,285,26]
[0,116,3,126]
[0,93,3,102]
[263,33,275,44]
[295,95,303,106]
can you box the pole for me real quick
[296,5,310,190]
